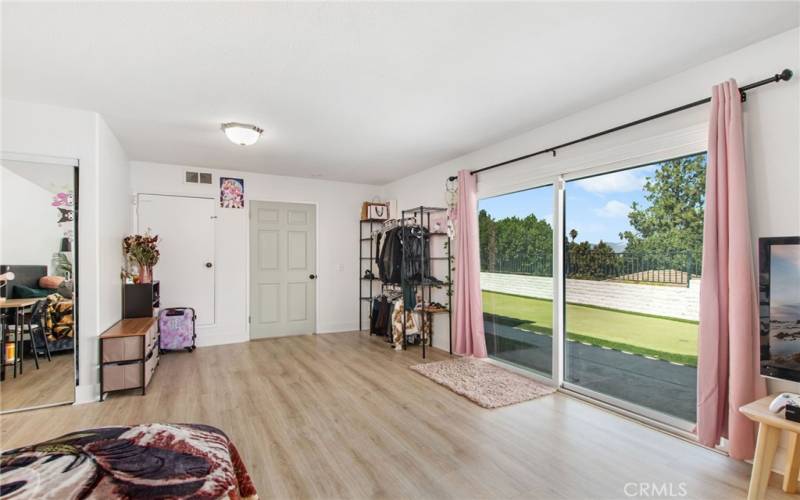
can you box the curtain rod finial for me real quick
[780,68,793,82]
[448,175,457,181]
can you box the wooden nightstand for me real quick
[740,395,800,500]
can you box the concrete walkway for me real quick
[485,321,697,423]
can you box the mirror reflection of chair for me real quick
[22,299,52,370]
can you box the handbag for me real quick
[368,203,389,220]
[361,200,389,221]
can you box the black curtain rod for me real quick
[448,68,793,181]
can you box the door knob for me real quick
[205,262,213,268]
[309,274,317,280]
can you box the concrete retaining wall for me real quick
[480,272,700,321]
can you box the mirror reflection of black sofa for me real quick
[0,265,75,354]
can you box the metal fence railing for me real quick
[481,251,701,286]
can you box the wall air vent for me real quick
[185,171,213,184]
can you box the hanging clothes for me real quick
[391,298,418,350]
[377,224,434,286]
[400,225,431,284]
[403,283,416,310]
[379,227,402,284]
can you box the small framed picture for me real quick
[220,177,244,209]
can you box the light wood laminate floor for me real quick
[0,352,74,412]
[0,332,793,499]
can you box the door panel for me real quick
[250,201,316,338]
[287,231,307,269]
[563,153,705,425]
[258,230,279,269]
[258,283,280,324]
[479,184,554,376]
[137,194,216,326]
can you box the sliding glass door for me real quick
[479,185,554,376]
[563,153,705,425]
[476,152,705,428]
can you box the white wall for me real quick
[1,99,130,403]
[0,163,73,272]
[480,273,701,322]
[97,117,131,333]
[130,161,381,346]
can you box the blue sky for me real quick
[478,163,658,247]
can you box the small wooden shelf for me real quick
[99,317,159,400]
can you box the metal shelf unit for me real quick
[400,206,453,359]
[358,219,382,331]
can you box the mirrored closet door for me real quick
[0,154,77,412]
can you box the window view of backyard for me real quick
[479,153,706,424]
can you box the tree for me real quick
[569,228,578,242]
[478,209,497,271]
[566,240,620,279]
[620,154,706,273]
[478,210,552,275]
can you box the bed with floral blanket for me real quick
[0,423,258,499]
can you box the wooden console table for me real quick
[741,395,800,500]
[99,317,159,400]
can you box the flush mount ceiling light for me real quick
[221,122,263,146]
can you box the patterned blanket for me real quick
[44,293,73,342]
[0,423,258,499]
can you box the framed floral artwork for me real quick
[220,177,244,209]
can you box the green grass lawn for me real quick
[482,290,698,366]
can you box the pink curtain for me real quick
[452,170,488,357]
[697,80,765,460]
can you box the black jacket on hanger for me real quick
[379,227,402,284]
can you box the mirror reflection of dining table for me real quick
[0,298,39,381]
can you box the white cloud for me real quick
[594,200,631,218]
[576,170,646,194]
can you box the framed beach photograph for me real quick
[220,177,244,209]
[759,236,800,382]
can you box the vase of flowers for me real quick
[123,232,160,284]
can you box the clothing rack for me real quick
[360,216,417,331]
[400,206,453,358]
[448,69,793,181]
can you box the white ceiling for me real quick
[2,2,798,185]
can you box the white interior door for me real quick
[137,194,215,326]
[249,200,316,338]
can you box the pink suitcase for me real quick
[158,307,196,352]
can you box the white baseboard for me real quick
[196,332,249,347]
[75,383,100,404]
[316,322,358,334]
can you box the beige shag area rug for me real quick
[410,357,555,408]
